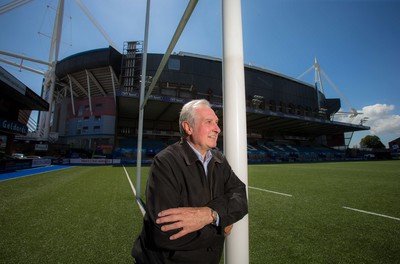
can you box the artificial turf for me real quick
[1,161,399,263]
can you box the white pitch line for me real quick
[248,186,292,197]
[123,165,146,216]
[343,206,400,222]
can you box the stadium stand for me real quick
[4,41,370,164]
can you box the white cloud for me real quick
[363,104,395,119]
[360,104,400,135]
[335,104,400,135]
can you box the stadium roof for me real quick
[118,95,369,137]
[55,48,369,138]
[0,66,48,111]
[245,108,368,136]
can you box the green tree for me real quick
[360,135,386,149]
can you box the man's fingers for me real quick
[156,214,178,224]
[169,229,189,240]
[224,224,233,236]
[156,208,188,225]
[160,221,182,232]
[157,209,174,217]
[156,207,211,240]
[158,207,187,217]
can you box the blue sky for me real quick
[1,0,399,147]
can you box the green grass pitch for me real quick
[1,161,399,263]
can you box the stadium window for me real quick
[94,116,101,122]
[82,126,89,134]
[161,88,177,97]
[180,90,192,98]
[83,116,90,122]
[168,58,180,71]
[93,126,101,132]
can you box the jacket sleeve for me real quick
[206,155,248,228]
[144,153,225,251]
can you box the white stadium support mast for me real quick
[40,0,64,140]
[40,0,121,140]
[75,0,120,53]
[0,0,32,15]
[298,58,361,121]
[1,0,65,140]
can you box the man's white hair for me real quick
[179,99,211,137]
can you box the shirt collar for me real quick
[186,141,213,163]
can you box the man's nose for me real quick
[214,124,221,133]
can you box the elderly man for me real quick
[132,99,248,264]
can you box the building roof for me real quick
[0,66,48,111]
[118,94,369,137]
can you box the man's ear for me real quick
[182,121,192,135]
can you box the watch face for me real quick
[212,210,217,221]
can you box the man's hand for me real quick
[156,207,213,240]
[224,224,233,236]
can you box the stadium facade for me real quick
[0,66,50,171]
[47,41,368,162]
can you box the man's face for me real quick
[183,105,221,156]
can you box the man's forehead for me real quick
[195,106,218,120]
[196,106,215,114]
[200,114,219,123]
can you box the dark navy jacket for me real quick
[132,139,248,264]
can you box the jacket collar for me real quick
[179,139,222,165]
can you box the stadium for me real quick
[1,3,399,264]
[34,41,368,163]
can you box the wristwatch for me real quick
[211,208,218,225]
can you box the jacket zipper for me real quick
[208,161,215,199]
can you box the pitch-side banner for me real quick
[69,159,121,164]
